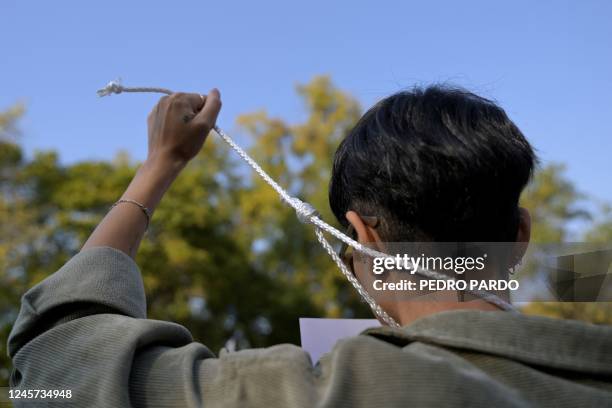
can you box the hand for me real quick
[146,89,222,167]
[83,89,221,257]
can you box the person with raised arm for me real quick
[9,87,612,407]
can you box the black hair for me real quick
[329,85,537,242]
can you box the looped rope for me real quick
[97,80,124,96]
[283,197,319,224]
[97,80,518,328]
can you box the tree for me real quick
[235,76,366,319]
[520,165,612,323]
[520,164,589,243]
[1,104,32,383]
[0,77,364,385]
[2,77,612,387]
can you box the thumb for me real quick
[192,88,222,132]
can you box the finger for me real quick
[148,95,169,116]
[170,92,205,113]
[148,95,170,125]
[192,88,222,131]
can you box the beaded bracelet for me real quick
[110,198,151,229]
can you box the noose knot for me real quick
[97,80,123,97]
[283,197,319,224]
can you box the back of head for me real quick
[329,85,537,242]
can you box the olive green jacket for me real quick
[8,247,612,407]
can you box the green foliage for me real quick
[584,204,612,243]
[0,103,24,141]
[0,78,366,386]
[520,163,590,243]
[236,76,365,319]
[2,78,612,387]
[520,164,612,324]
[522,302,612,324]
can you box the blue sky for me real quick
[1,0,611,207]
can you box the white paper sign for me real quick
[299,318,380,363]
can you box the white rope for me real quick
[97,79,518,327]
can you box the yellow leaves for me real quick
[522,302,612,325]
[6,75,612,383]
[0,102,25,140]
[520,164,588,243]
[293,76,361,159]
[163,235,193,266]
[297,76,339,114]
[0,140,23,166]
[231,75,369,318]
[162,234,209,269]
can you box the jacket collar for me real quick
[362,310,612,375]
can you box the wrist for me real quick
[122,155,185,214]
[144,152,188,177]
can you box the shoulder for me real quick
[314,333,524,407]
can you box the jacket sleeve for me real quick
[7,247,319,408]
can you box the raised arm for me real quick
[82,90,221,258]
[8,89,363,408]
[7,89,225,406]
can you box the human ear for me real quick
[345,211,383,246]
